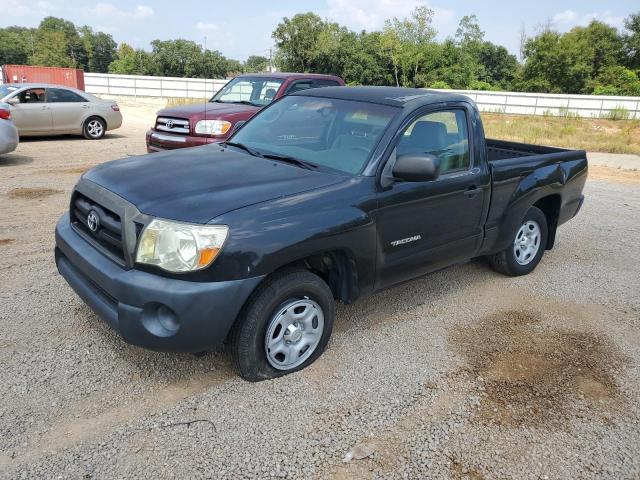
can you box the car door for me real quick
[46,88,89,133]
[8,88,53,134]
[374,104,490,289]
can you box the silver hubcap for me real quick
[513,220,541,265]
[265,298,324,371]
[87,120,103,137]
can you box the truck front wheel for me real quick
[489,206,548,276]
[229,268,335,381]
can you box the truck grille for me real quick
[71,192,126,265]
[155,117,190,135]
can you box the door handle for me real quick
[464,186,481,198]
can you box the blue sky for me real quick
[1,0,637,61]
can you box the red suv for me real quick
[146,72,345,152]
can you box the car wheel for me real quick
[83,117,106,140]
[488,206,548,276]
[229,268,335,382]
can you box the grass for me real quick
[481,113,640,155]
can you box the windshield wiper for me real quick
[223,141,263,158]
[261,153,318,170]
[231,100,260,107]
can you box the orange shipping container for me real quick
[1,65,85,90]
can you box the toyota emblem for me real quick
[165,119,174,128]
[87,210,100,233]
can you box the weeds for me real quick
[482,113,640,154]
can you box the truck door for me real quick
[374,106,490,289]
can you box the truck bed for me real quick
[486,138,579,162]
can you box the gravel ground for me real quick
[1,103,639,479]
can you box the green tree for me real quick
[590,65,640,95]
[272,13,326,72]
[108,43,152,75]
[623,12,640,69]
[79,26,117,72]
[244,55,268,72]
[383,6,437,87]
[0,27,33,65]
[455,15,484,45]
[35,16,87,68]
[29,30,76,67]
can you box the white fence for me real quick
[85,73,640,119]
[84,73,228,99]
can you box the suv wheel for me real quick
[83,117,106,140]
[488,206,548,276]
[229,268,335,381]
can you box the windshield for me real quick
[0,85,20,100]
[210,77,284,107]
[229,96,398,174]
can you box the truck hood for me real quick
[156,102,260,120]
[83,146,346,223]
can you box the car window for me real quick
[18,88,46,104]
[314,80,341,88]
[286,81,313,94]
[48,88,87,103]
[396,110,470,173]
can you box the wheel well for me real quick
[534,194,561,249]
[274,251,359,304]
[84,115,107,129]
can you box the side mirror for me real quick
[392,153,440,182]
[7,97,19,106]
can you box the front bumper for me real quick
[146,129,224,152]
[55,214,263,352]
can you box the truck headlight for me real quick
[194,119,232,136]
[136,219,228,272]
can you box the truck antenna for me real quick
[204,36,208,122]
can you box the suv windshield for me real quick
[229,96,399,174]
[210,77,284,107]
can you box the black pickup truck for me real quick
[55,86,587,381]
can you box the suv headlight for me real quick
[194,119,232,136]
[136,219,228,272]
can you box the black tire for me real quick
[83,117,106,140]
[229,268,335,382]
[488,206,548,276]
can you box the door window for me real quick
[396,110,470,173]
[17,88,46,104]
[285,81,313,94]
[313,80,341,88]
[47,88,86,103]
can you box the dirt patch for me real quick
[449,456,486,480]
[0,238,14,246]
[7,187,62,199]
[451,310,625,427]
[588,165,640,185]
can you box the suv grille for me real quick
[71,192,125,264]
[155,117,190,135]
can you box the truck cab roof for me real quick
[291,85,471,108]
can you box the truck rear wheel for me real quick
[229,268,335,381]
[488,206,548,276]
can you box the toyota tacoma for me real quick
[56,86,587,381]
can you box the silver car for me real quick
[0,83,123,140]
[0,102,19,155]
